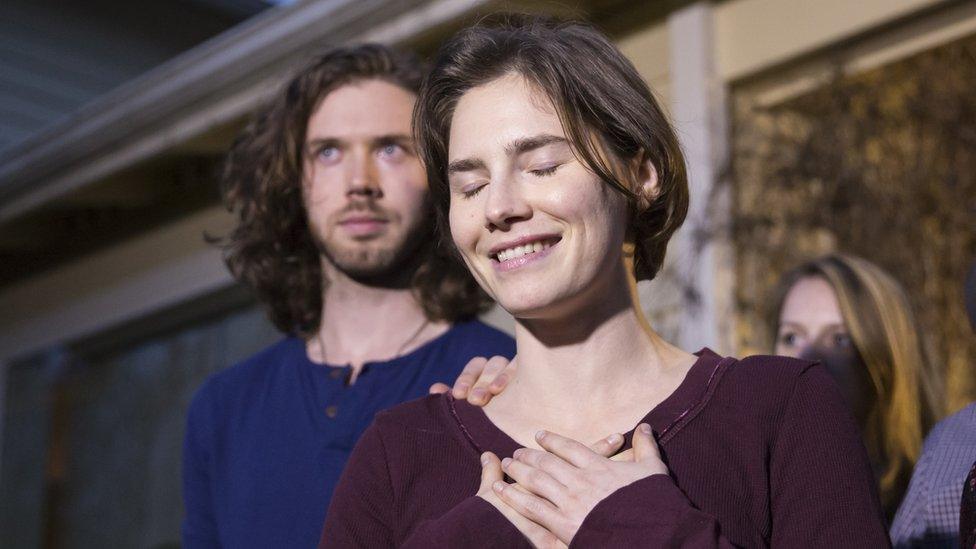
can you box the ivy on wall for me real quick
[731,33,976,414]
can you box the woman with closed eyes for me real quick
[319,15,889,548]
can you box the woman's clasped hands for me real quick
[477,423,669,547]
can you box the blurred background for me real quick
[0,0,973,546]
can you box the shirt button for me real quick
[329,369,343,379]
[325,405,338,418]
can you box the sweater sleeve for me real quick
[570,474,736,548]
[181,382,220,549]
[768,363,890,546]
[319,420,529,548]
[403,497,530,548]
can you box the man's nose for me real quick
[484,178,531,230]
[346,152,382,198]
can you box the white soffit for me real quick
[0,0,491,224]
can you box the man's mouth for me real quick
[339,216,389,237]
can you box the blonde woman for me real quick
[772,253,940,518]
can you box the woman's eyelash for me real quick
[531,165,559,176]
[462,185,486,198]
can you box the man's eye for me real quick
[318,146,339,161]
[379,143,404,158]
[779,332,797,346]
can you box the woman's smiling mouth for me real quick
[489,235,561,271]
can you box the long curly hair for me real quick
[218,44,492,337]
[414,15,688,282]
[770,254,940,513]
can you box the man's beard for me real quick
[312,206,431,286]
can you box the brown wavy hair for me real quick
[218,44,492,337]
[414,14,688,281]
[770,253,940,513]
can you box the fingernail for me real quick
[480,453,490,466]
[490,375,507,389]
[501,457,512,469]
[471,388,486,400]
[607,433,622,444]
[493,481,505,493]
[512,449,523,459]
[535,430,546,441]
[639,423,652,435]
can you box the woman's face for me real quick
[775,276,852,356]
[446,74,629,318]
[776,275,874,425]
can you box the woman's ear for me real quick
[630,152,660,210]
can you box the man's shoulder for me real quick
[190,337,302,409]
[211,337,301,385]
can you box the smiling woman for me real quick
[319,15,890,548]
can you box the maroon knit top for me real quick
[320,349,891,547]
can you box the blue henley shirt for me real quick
[181,319,515,548]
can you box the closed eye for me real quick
[462,184,487,199]
[530,164,560,177]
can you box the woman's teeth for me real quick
[496,241,551,262]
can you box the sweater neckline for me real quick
[448,348,731,458]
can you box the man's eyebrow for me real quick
[504,134,568,156]
[372,134,414,145]
[306,136,342,149]
[447,157,487,175]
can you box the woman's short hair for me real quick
[770,253,940,510]
[414,14,688,281]
[219,44,492,336]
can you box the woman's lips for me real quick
[490,237,560,272]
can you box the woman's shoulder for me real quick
[702,351,830,414]
[726,353,819,383]
[369,392,463,438]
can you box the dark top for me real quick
[182,319,515,549]
[320,349,890,548]
[962,461,976,549]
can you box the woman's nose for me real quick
[484,179,531,230]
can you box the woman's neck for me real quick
[485,271,696,445]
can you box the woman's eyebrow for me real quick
[447,157,487,175]
[504,134,567,156]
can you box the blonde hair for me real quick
[771,253,940,510]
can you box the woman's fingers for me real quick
[512,448,579,486]
[493,479,563,538]
[588,433,624,457]
[468,356,514,405]
[535,430,600,468]
[479,452,504,492]
[502,455,567,503]
[632,423,668,476]
[428,382,450,394]
[451,357,488,399]
[609,448,634,462]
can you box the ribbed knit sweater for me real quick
[320,349,891,547]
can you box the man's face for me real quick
[302,79,429,280]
